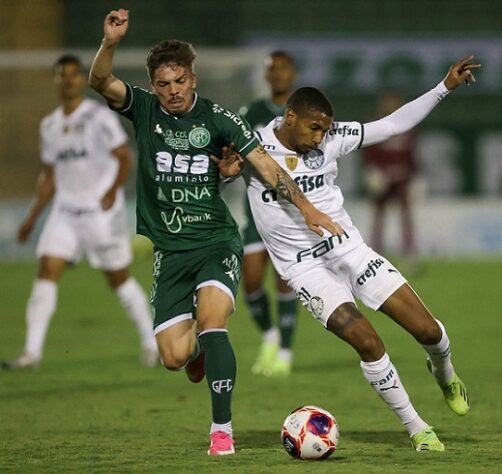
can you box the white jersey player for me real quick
[2,55,158,370]
[217,57,478,451]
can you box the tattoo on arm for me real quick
[274,168,306,205]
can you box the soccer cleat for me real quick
[267,358,292,377]
[1,352,40,370]
[207,431,235,456]
[411,426,445,452]
[185,349,205,383]
[140,347,159,367]
[427,360,470,416]
[251,341,278,375]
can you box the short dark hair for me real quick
[53,54,84,75]
[287,87,333,117]
[267,50,295,67]
[146,40,196,80]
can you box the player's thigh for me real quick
[288,265,355,328]
[84,205,132,272]
[242,250,268,293]
[196,286,234,331]
[151,249,199,337]
[347,243,407,311]
[379,283,440,344]
[195,236,243,327]
[36,207,81,266]
[155,318,197,369]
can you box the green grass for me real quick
[1,258,502,473]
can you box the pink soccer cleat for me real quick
[207,431,235,456]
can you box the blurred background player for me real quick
[239,51,298,376]
[363,92,419,270]
[1,54,158,370]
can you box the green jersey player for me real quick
[239,52,299,377]
[89,8,342,456]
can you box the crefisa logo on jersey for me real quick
[302,148,325,170]
[189,127,211,148]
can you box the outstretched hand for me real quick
[210,143,245,178]
[443,56,481,91]
[104,9,129,44]
[304,207,345,238]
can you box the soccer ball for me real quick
[281,405,339,460]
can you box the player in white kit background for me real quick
[213,56,478,451]
[2,55,158,370]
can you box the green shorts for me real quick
[151,235,243,334]
[242,196,266,254]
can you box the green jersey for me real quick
[239,99,286,130]
[116,83,260,251]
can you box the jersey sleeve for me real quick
[212,104,260,156]
[96,107,128,151]
[111,82,154,124]
[39,118,56,165]
[324,121,364,159]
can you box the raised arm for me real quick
[362,56,480,147]
[89,9,130,109]
[245,145,343,237]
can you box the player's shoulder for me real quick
[324,121,363,143]
[40,107,62,134]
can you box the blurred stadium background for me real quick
[1,0,501,260]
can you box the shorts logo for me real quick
[211,379,233,393]
[302,149,325,169]
[223,254,240,283]
[189,127,211,148]
[356,258,385,286]
[297,287,324,320]
[285,154,298,171]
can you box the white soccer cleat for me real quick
[1,352,40,370]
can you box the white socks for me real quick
[210,421,233,437]
[422,319,454,387]
[115,278,157,350]
[361,353,428,436]
[24,279,57,360]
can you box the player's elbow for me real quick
[88,72,107,92]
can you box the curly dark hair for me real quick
[146,40,196,80]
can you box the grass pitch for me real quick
[1,258,501,473]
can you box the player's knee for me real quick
[413,320,442,345]
[159,352,188,371]
[356,333,385,360]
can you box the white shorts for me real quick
[288,242,406,327]
[36,201,132,271]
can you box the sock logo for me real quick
[211,379,233,394]
[380,381,399,392]
[370,369,398,391]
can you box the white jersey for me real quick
[246,118,365,280]
[40,98,128,209]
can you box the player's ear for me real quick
[285,108,296,127]
[191,73,197,90]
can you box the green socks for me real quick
[199,330,236,424]
[278,293,297,349]
[246,290,272,332]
